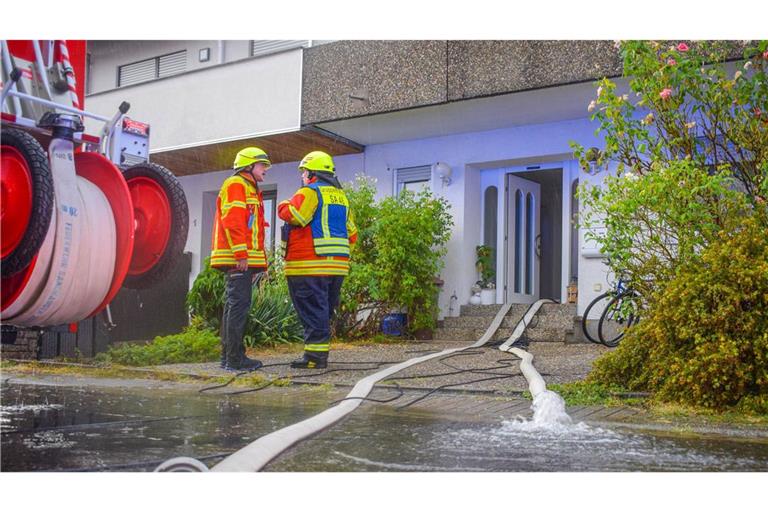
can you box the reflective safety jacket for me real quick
[210,171,268,269]
[278,178,357,276]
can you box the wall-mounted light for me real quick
[434,162,452,186]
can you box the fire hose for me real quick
[2,131,117,326]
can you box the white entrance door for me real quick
[506,174,541,304]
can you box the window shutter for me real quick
[118,50,186,87]
[158,51,187,78]
[396,165,432,194]
[251,40,309,57]
[118,58,156,87]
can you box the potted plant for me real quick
[469,283,482,305]
[475,245,497,305]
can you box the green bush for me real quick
[374,187,453,333]
[187,256,225,332]
[589,215,768,410]
[245,266,303,346]
[188,176,454,340]
[579,159,750,299]
[336,176,454,337]
[187,256,303,347]
[336,177,384,336]
[572,40,768,297]
[94,320,220,366]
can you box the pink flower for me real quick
[763,50,768,60]
[677,42,689,52]
[755,108,763,117]
[660,88,673,100]
[667,58,677,66]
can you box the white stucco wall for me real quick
[83,48,303,150]
[176,116,612,318]
[358,117,610,318]
[86,41,253,95]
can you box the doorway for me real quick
[504,168,563,303]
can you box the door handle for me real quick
[535,234,542,258]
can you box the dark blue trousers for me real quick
[287,275,344,353]
[221,268,260,367]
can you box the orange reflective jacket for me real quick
[278,178,357,276]
[210,172,268,269]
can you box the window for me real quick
[117,50,187,87]
[251,40,310,58]
[262,190,277,254]
[395,165,432,195]
[483,186,498,277]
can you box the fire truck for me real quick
[1,40,188,331]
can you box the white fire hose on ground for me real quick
[158,300,555,472]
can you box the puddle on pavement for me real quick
[3,380,768,472]
[1,380,333,471]
[267,407,768,472]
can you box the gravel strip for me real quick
[156,341,611,394]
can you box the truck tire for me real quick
[121,162,188,289]
[1,128,54,277]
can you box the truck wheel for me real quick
[1,128,54,277]
[122,162,188,289]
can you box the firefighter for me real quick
[278,151,357,369]
[210,147,271,371]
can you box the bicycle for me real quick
[581,274,642,347]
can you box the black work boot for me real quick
[225,356,263,372]
[290,352,328,369]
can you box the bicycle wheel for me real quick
[581,292,612,344]
[598,290,641,347]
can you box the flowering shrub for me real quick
[573,40,768,409]
[573,40,768,295]
[588,214,768,411]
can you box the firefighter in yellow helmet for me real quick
[211,147,271,371]
[278,151,358,368]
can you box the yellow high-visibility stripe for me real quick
[284,259,348,267]
[289,205,308,226]
[284,268,348,276]
[212,248,266,257]
[284,259,350,276]
[305,343,329,352]
[321,203,331,238]
[313,237,350,245]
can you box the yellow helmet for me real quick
[234,147,271,170]
[299,151,335,175]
